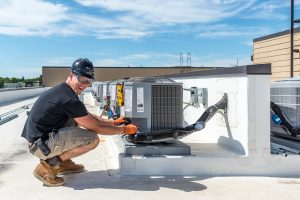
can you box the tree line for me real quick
[0,76,40,88]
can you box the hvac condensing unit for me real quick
[270,77,300,140]
[122,77,183,132]
[107,76,227,144]
[271,77,300,129]
[91,82,102,98]
[92,82,98,97]
[92,81,108,107]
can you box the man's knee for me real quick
[89,136,100,149]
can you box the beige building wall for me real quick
[253,27,300,81]
[42,67,214,87]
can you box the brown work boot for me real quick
[53,159,85,175]
[33,160,64,187]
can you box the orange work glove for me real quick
[114,116,126,125]
[124,124,138,135]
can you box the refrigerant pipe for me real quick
[125,93,228,143]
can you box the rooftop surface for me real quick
[1,96,300,200]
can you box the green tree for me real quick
[0,76,41,88]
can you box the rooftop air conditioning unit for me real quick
[91,82,101,98]
[122,77,183,132]
[271,77,300,129]
[92,82,107,107]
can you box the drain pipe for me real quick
[290,0,300,77]
[0,103,32,126]
[0,114,19,125]
[125,93,228,143]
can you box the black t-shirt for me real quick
[21,82,88,143]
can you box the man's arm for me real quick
[74,113,124,135]
[90,113,114,126]
[74,113,137,135]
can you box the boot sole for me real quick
[58,168,85,175]
[33,171,64,187]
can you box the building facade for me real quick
[253,27,300,81]
[42,66,216,87]
[3,82,26,88]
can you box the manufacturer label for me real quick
[125,86,132,112]
[137,87,144,112]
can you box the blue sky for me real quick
[0,0,299,78]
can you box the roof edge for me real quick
[253,27,300,42]
[42,66,221,69]
[157,64,271,79]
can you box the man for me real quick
[22,58,137,187]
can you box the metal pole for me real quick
[187,53,191,67]
[180,53,183,66]
[291,0,294,78]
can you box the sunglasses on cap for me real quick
[75,74,93,85]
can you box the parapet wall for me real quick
[0,87,48,105]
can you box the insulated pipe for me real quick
[270,101,300,137]
[0,114,18,125]
[291,0,294,77]
[0,103,32,126]
[125,93,228,143]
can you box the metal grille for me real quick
[271,77,300,128]
[151,85,183,131]
[271,87,300,128]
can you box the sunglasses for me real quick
[75,74,93,85]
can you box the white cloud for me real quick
[0,0,289,39]
[245,0,300,20]
[196,24,272,39]
[0,0,69,36]
[91,52,252,68]
[0,0,257,38]
[75,0,255,24]
[43,56,75,66]
[39,52,172,67]
[0,53,252,78]
[193,55,251,67]
[71,0,257,39]
[94,58,122,66]
[0,66,41,78]
[63,13,154,39]
[93,52,178,67]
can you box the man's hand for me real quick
[114,116,126,125]
[124,124,138,135]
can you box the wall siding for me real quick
[253,30,300,81]
[42,67,214,87]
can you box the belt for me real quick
[28,139,39,148]
[28,130,56,147]
[28,140,35,147]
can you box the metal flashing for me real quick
[158,64,271,79]
[42,66,220,69]
[253,27,300,42]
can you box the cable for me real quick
[125,93,228,143]
[270,101,300,137]
[0,103,33,126]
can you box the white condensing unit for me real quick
[123,77,183,132]
[271,77,300,128]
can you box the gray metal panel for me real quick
[271,79,300,128]
[118,138,191,156]
[124,80,183,132]
[271,135,300,151]
[158,64,271,79]
[97,84,103,99]
[151,85,183,131]
[124,82,152,131]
